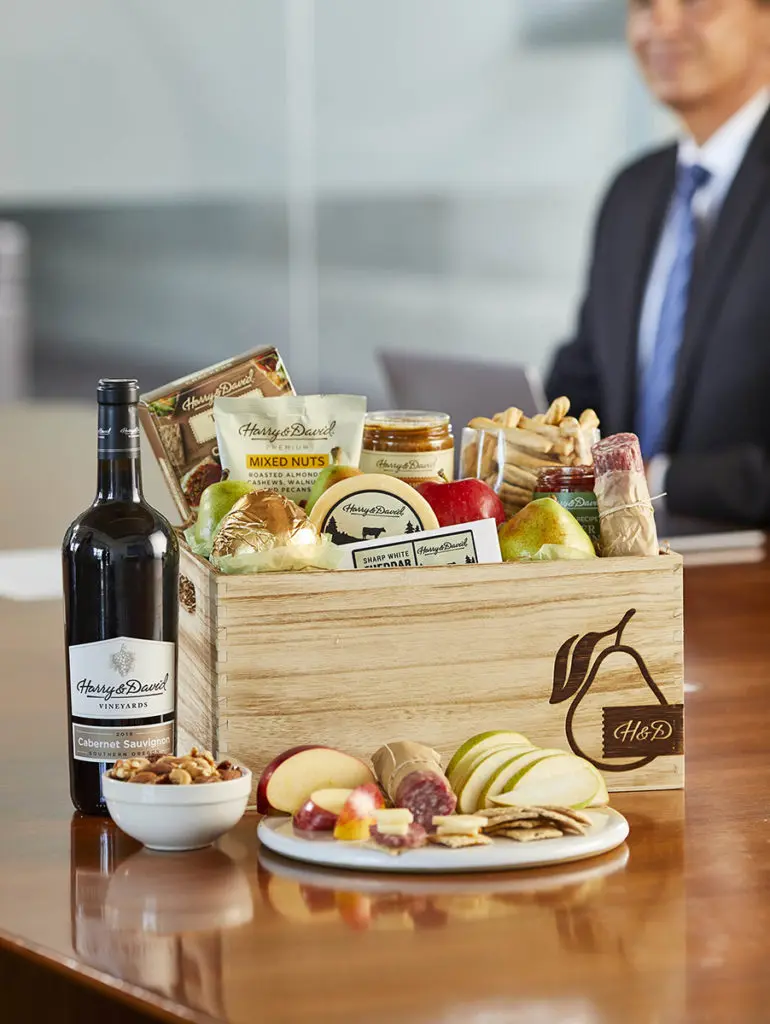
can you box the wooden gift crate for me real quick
[177,544,684,792]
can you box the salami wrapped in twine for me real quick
[371,741,444,802]
[371,742,456,828]
[592,433,659,557]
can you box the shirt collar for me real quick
[678,86,770,185]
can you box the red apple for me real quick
[292,788,353,832]
[417,478,505,528]
[256,746,375,814]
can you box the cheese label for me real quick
[337,517,502,569]
[308,474,440,545]
[321,488,428,545]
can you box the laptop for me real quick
[379,351,547,436]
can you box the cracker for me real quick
[497,827,563,842]
[536,806,593,827]
[478,807,544,822]
[427,833,492,849]
[483,818,544,833]
[525,808,588,834]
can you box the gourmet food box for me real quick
[139,350,685,797]
[176,544,683,794]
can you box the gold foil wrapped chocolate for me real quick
[210,490,340,573]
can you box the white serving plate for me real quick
[257,807,629,874]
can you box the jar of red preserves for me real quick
[534,465,600,546]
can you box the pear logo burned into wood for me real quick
[551,610,683,771]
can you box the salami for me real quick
[395,771,457,830]
[592,433,644,476]
[591,432,658,557]
[370,822,427,850]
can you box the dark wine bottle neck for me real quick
[96,403,143,502]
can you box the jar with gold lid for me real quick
[360,411,455,484]
[534,465,600,546]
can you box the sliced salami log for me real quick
[592,432,644,476]
[370,822,427,850]
[591,432,658,556]
[395,770,457,831]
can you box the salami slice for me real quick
[370,822,427,850]
[395,770,457,830]
[592,432,644,475]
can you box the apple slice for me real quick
[293,788,353,832]
[455,745,537,813]
[333,783,385,841]
[492,753,600,809]
[257,746,375,814]
[446,731,531,785]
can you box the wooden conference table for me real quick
[1,404,769,1024]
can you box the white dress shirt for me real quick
[636,87,770,497]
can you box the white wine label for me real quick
[72,721,174,762]
[359,447,455,482]
[69,636,175,720]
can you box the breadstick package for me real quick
[460,398,600,521]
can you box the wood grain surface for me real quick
[1,557,769,1024]
[178,545,684,792]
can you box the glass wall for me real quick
[0,0,673,404]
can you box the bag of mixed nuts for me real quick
[214,394,367,505]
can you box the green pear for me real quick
[193,480,256,550]
[498,497,596,561]
[306,465,362,514]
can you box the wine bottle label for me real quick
[69,636,175,720]
[97,404,141,457]
[72,721,174,763]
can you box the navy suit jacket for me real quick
[547,107,770,526]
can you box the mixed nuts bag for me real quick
[214,394,366,505]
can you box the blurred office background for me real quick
[0,0,675,405]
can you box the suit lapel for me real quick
[612,149,677,432]
[665,106,770,450]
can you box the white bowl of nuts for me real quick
[102,749,251,852]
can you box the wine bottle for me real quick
[63,379,179,815]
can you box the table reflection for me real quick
[256,843,630,935]
[70,814,253,1018]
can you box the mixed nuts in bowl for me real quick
[104,748,251,852]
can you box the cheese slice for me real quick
[308,474,439,546]
[434,815,487,836]
[374,808,413,827]
[376,823,410,837]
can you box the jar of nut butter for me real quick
[360,411,455,484]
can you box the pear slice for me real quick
[477,748,565,809]
[492,754,600,810]
[586,766,609,807]
[452,743,533,798]
[446,731,531,786]
[455,746,535,813]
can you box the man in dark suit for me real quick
[547,0,770,526]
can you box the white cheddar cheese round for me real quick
[308,473,439,545]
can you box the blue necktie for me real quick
[637,163,712,460]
